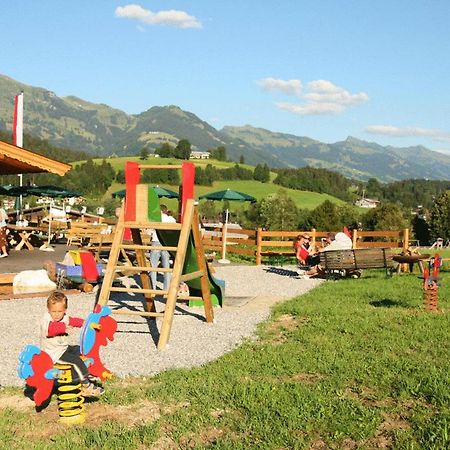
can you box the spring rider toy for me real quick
[18,305,116,424]
[422,253,442,312]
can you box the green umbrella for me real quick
[199,189,256,263]
[8,185,81,198]
[112,185,179,199]
[199,188,256,203]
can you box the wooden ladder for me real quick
[97,198,214,350]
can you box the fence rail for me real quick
[201,226,410,265]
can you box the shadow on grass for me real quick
[370,298,410,308]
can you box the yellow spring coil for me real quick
[54,364,85,425]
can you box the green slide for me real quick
[147,188,224,306]
[155,229,225,307]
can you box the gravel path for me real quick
[3,264,323,387]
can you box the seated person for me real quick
[321,232,352,252]
[293,233,320,269]
[297,231,353,278]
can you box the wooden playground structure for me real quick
[97,162,219,350]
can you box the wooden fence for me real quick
[201,226,410,265]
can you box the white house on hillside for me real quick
[355,197,379,208]
[190,151,210,160]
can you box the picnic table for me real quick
[7,225,45,251]
[392,253,430,273]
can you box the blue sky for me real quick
[2,1,450,154]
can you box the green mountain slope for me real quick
[1,73,450,182]
[222,126,450,182]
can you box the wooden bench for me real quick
[66,222,109,247]
[319,248,394,279]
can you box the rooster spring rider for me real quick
[18,305,116,424]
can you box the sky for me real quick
[2,1,450,154]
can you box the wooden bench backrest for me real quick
[320,248,394,270]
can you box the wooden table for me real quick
[8,225,46,251]
[393,254,430,274]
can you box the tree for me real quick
[239,155,245,164]
[412,213,431,246]
[139,147,149,160]
[259,190,298,231]
[429,191,450,241]
[210,146,227,161]
[175,139,192,160]
[361,202,409,231]
[365,177,382,199]
[261,164,270,183]
[155,143,175,158]
[307,200,343,231]
[253,164,263,181]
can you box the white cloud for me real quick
[365,125,450,142]
[276,101,345,115]
[257,77,368,115]
[115,4,202,29]
[256,78,302,97]
[305,80,369,106]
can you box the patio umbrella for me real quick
[7,185,81,251]
[7,185,81,199]
[112,185,179,199]
[199,189,256,263]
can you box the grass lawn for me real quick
[1,268,449,448]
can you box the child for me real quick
[39,291,104,397]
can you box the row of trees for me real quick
[199,189,450,245]
[364,178,450,209]
[273,167,354,201]
[154,140,192,160]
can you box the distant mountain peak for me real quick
[0,73,449,181]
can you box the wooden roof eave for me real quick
[0,140,71,176]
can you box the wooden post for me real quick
[97,205,126,306]
[256,228,262,265]
[352,229,358,249]
[403,228,409,252]
[311,228,316,250]
[191,208,214,323]
[158,199,195,350]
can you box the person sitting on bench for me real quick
[296,232,352,278]
[293,233,320,269]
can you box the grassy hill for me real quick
[83,156,345,210]
[3,73,450,182]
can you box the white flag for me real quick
[13,92,24,148]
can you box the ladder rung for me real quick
[180,270,204,282]
[111,309,164,318]
[119,244,152,251]
[109,287,169,295]
[150,245,178,251]
[175,295,204,302]
[123,221,182,230]
[113,266,173,272]
[138,164,183,169]
[119,244,178,251]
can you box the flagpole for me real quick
[218,208,230,264]
[13,92,24,223]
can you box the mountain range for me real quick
[1,73,450,182]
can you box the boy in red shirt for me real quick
[40,291,103,397]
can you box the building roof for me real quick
[0,139,71,176]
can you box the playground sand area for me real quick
[1,264,323,387]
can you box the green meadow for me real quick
[1,269,449,449]
[86,156,345,210]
